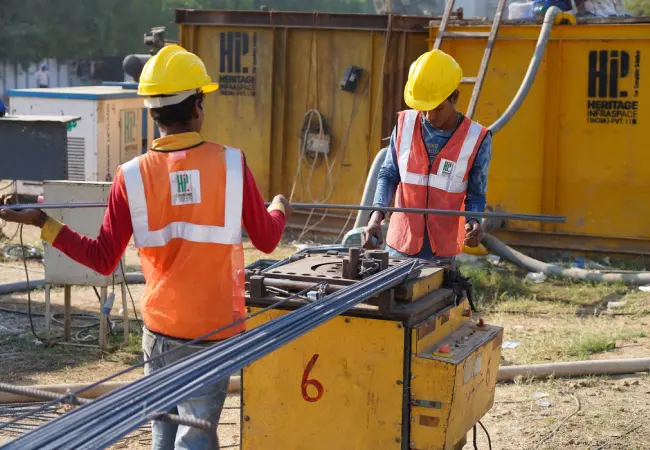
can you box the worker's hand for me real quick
[0,193,18,206]
[0,208,47,228]
[464,219,484,248]
[361,212,384,249]
[271,194,293,220]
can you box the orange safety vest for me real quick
[121,142,245,341]
[385,110,489,257]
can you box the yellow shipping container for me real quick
[178,9,650,255]
[178,10,432,235]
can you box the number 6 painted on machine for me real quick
[301,354,324,402]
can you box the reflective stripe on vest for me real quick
[122,146,243,248]
[397,110,483,193]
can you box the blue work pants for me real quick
[142,327,229,450]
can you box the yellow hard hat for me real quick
[138,45,218,107]
[404,50,463,112]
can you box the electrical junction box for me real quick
[305,132,331,155]
[43,180,124,287]
[7,86,153,183]
[340,65,363,93]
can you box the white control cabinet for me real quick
[42,180,129,349]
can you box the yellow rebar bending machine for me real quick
[243,247,503,450]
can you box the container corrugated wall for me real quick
[178,10,433,235]
[430,19,650,254]
[179,10,650,254]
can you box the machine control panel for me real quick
[418,321,502,365]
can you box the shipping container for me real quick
[177,10,650,254]
[177,10,439,234]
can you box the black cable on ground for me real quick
[479,421,492,450]
[0,222,20,242]
[0,307,45,317]
[20,225,47,344]
[473,424,479,450]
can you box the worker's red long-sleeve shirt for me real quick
[42,135,286,276]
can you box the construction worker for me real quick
[0,45,291,450]
[361,49,492,267]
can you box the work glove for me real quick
[270,194,293,220]
[464,219,484,248]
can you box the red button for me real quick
[478,318,485,327]
[438,344,451,354]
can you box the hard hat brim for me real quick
[404,90,443,112]
[201,83,219,94]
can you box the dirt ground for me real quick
[0,222,649,449]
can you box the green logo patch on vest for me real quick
[170,170,202,205]
[438,159,455,177]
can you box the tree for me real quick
[0,0,374,64]
[624,0,650,15]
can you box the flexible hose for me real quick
[353,147,387,229]
[489,6,563,133]
[0,272,145,295]
[482,234,650,285]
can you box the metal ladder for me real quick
[433,0,508,119]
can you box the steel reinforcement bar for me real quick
[0,202,566,223]
[1,260,419,449]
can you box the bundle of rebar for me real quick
[1,260,419,450]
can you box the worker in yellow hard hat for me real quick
[361,49,492,266]
[0,45,292,449]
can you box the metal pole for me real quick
[0,202,566,223]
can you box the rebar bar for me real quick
[0,202,566,223]
[2,260,418,449]
[0,384,215,432]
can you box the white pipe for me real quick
[482,234,650,285]
[0,273,146,295]
[497,358,650,382]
